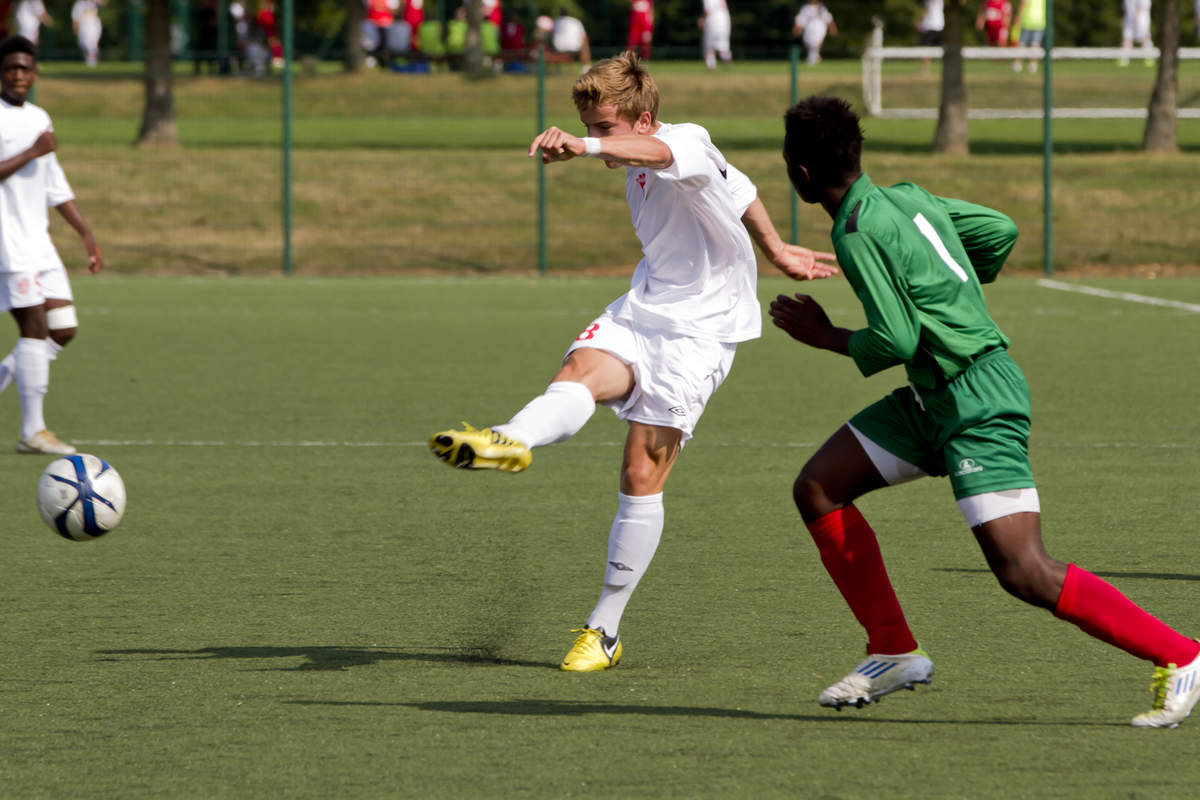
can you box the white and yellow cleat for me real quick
[560,626,622,672]
[1131,650,1200,729]
[16,429,76,455]
[818,647,934,710]
[428,422,531,473]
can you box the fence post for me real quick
[537,46,547,276]
[282,0,294,275]
[789,43,799,244]
[1042,0,1054,275]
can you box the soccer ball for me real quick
[36,454,127,541]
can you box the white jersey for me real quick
[16,0,46,41]
[794,3,832,44]
[702,0,731,36]
[0,99,74,274]
[1123,0,1151,40]
[607,122,760,343]
[917,0,944,32]
[72,0,103,43]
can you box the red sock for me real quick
[1054,563,1200,667]
[807,505,919,655]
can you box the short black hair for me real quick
[0,35,37,63]
[783,96,863,188]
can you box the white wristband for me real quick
[582,137,602,157]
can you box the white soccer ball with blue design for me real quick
[36,454,126,541]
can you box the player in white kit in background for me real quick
[699,0,732,69]
[0,35,104,455]
[430,52,838,672]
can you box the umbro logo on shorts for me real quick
[668,406,687,416]
[954,458,984,477]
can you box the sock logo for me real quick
[608,561,633,572]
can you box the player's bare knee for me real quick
[991,557,1061,610]
[793,473,832,519]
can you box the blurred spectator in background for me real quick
[0,2,13,37]
[482,0,502,26]
[916,0,943,73]
[500,8,528,71]
[975,0,1011,47]
[404,0,424,46]
[1119,0,1152,66]
[792,0,835,65]
[552,7,590,69]
[229,1,251,73]
[15,0,52,45]
[192,0,221,74]
[445,5,467,69]
[698,0,731,69]
[257,0,284,69]
[627,0,653,59]
[363,0,396,68]
[1010,0,1044,72]
[70,0,102,68]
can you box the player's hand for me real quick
[30,130,57,157]
[82,234,103,274]
[771,243,839,281]
[529,126,586,163]
[768,292,841,350]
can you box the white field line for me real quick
[72,439,1189,449]
[1037,279,1200,313]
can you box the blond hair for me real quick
[571,51,660,124]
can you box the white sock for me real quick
[493,381,595,448]
[0,348,13,394]
[14,337,49,439]
[45,337,63,362]
[586,492,665,638]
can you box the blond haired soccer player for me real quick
[0,35,103,455]
[769,96,1199,727]
[430,52,838,672]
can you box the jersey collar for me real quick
[832,173,874,233]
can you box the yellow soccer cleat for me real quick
[428,422,532,473]
[560,626,622,672]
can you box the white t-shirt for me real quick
[551,15,586,53]
[607,122,761,343]
[702,0,731,41]
[72,0,103,43]
[0,100,74,274]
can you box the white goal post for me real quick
[862,25,1200,119]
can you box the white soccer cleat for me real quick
[16,429,77,455]
[818,648,934,710]
[1131,649,1200,729]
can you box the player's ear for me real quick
[633,111,654,134]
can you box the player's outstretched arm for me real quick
[529,126,587,163]
[0,130,56,182]
[53,200,103,274]
[741,197,838,281]
[768,293,852,355]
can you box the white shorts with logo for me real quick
[0,266,73,311]
[565,312,736,442]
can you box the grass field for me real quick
[23,58,1200,274]
[1,274,1198,797]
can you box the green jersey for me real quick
[831,174,1018,391]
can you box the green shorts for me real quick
[849,349,1036,500]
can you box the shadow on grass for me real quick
[95,645,553,671]
[933,568,1200,581]
[284,698,1121,726]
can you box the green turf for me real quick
[0,274,1197,797]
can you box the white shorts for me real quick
[0,266,73,312]
[565,312,736,442]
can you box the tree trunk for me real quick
[344,0,366,72]
[464,0,492,80]
[135,0,178,147]
[933,0,969,154]
[1143,0,1180,151]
